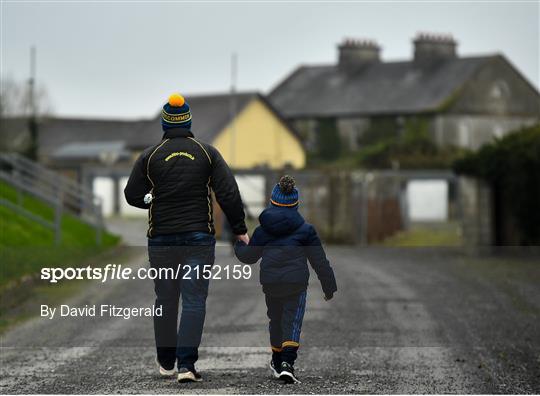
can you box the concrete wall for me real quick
[432,114,538,150]
[290,117,370,153]
[448,55,540,117]
[292,117,376,153]
[336,117,370,151]
[291,119,318,152]
[292,113,538,153]
[459,177,493,247]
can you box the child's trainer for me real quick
[235,175,338,383]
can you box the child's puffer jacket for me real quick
[235,206,337,296]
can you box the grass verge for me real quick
[0,180,121,332]
[0,246,136,334]
[382,221,462,247]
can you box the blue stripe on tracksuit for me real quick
[292,291,307,342]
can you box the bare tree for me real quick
[0,75,53,118]
[0,76,53,156]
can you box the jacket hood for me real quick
[259,206,305,236]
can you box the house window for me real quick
[490,80,510,100]
[493,124,504,138]
[458,122,469,147]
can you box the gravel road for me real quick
[1,221,539,394]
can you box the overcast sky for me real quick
[1,1,538,119]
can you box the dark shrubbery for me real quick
[357,117,467,169]
[316,118,342,161]
[308,116,468,170]
[454,124,540,245]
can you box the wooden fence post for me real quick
[54,190,63,246]
[95,201,103,246]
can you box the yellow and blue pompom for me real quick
[162,92,192,130]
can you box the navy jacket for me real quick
[235,206,337,296]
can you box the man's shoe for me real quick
[177,367,203,383]
[269,360,281,378]
[279,362,300,383]
[155,357,176,377]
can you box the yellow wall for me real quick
[212,98,306,169]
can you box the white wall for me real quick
[92,177,115,217]
[108,174,265,219]
[119,176,147,217]
[406,180,448,222]
[235,175,266,218]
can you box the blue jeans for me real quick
[148,232,215,370]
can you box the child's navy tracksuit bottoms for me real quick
[265,289,307,366]
[235,204,338,368]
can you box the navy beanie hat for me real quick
[161,93,192,131]
[270,175,299,208]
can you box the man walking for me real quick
[124,93,248,383]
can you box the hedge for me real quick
[453,124,540,244]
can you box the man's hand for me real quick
[236,234,250,244]
[324,292,334,301]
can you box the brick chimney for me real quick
[338,38,381,68]
[413,32,457,62]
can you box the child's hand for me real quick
[324,292,334,301]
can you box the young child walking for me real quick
[235,175,337,383]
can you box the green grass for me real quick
[382,222,463,247]
[0,181,120,288]
[0,180,121,332]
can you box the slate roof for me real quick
[35,92,268,157]
[52,141,130,160]
[269,56,494,118]
[146,92,258,144]
[26,92,299,158]
[37,118,155,157]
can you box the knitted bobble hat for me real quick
[161,93,192,131]
[270,175,299,208]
